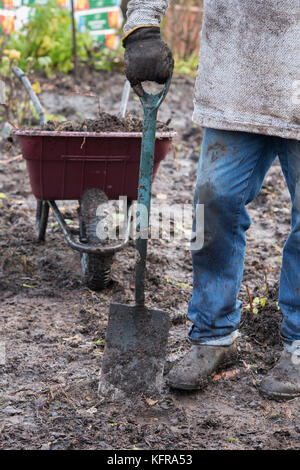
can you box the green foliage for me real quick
[0,0,123,126]
[173,53,199,76]
[91,44,123,72]
[244,294,269,316]
[9,0,93,75]
[0,0,123,76]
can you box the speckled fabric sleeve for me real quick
[193,0,300,139]
[124,0,300,139]
[123,0,169,34]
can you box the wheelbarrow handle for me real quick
[12,66,46,126]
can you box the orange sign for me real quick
[105,33,116,49]
[0,15,16,35]
[107,10,118,28]
[75,0,89,10]
[2,0,14,9]
[56,0,67,7]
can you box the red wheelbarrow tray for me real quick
[14,129,176,201]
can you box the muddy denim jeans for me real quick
[188,128,300,347]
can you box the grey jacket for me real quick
[125,0,300,140]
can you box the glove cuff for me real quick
[122,25,160,47]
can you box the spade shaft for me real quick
[134,81,171,305]
[135,103,158,305]
[99,80,172,398]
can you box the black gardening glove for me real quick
[123,27,174,86]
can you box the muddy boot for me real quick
[166,344,237,391]
[259,351,300,401]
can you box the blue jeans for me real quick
[188,128,300,347]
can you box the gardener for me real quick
[123,0,300,400]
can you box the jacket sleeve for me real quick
[123,0,169,35]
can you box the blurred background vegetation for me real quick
[1,0,203,77]
[0,0,203,126]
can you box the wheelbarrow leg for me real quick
[36,200,49,241]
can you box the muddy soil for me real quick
[0,70,299,450]
[40,113,172,133]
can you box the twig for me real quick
[7,121,16,129]
[171,142,179,171]
[246,285,254,317]
[70,0,78,81]
[73,89,98,98]
[0,154,22,164]
[80,136,86,149]
[264,270,269,296]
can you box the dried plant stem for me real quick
[264,270,269,296]
[246,285,254,317]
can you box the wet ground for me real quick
[0,70,299,450]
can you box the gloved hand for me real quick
[123,27,174,86]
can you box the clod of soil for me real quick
[39,112,172,133]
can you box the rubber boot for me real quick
[259,351,300,401]
[166,344,237,391]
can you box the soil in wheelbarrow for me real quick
[40,112,172,133]
[0,70,300,450]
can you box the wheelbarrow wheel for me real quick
[79,188,114,291]
[81,253,112,291]
[36,200,49,241]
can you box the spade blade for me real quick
[99,303,170,397]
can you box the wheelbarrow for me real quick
[13,69,175,291]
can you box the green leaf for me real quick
[175,282,193,290]
[260,297,268,307]
[37,56,52,68]
[94,339,104,345]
